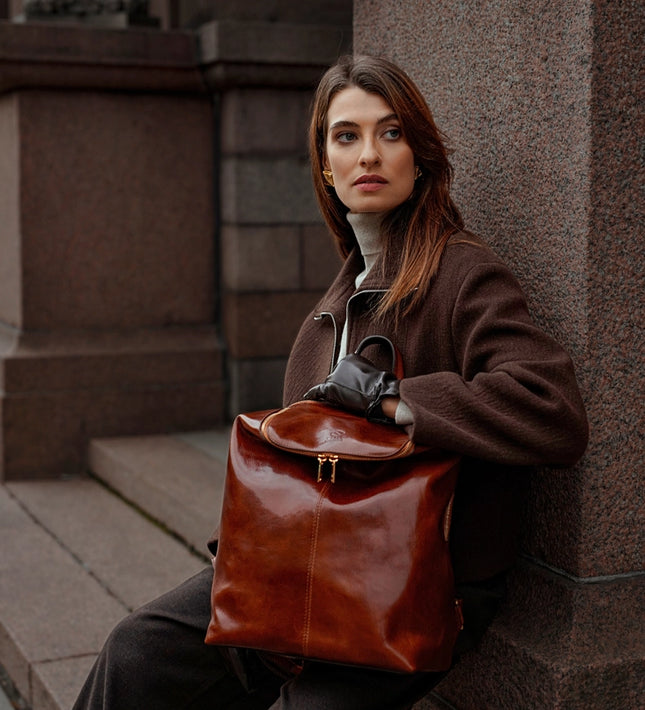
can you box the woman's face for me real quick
[324,86,416,214]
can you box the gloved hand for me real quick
[303,350,400,424]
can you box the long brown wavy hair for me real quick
[309,55,465,318]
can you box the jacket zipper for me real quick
[312,311,337,375]
[314,288,388,374]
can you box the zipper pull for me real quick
[329,455,339,483]
[316,454,339,483]
[317,455,327,482]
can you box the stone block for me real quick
[228,357,288,415]
[0,486,128,702]
[15,90,214,330]
[0,94,20,327]
[2,381,224,480]
[221,156,320,224]
[0,23,205,93]
[221,88,311,155]
[302,223,342,290]
[199,19,351,67]
[431,562,644,709]
[222,291,323,359]
[89,434,227,554]
[186,0,352,26]
[0,326,225,480]
[31,656,97,710]
[353,1,643,705]
[8,478,206,610]
[221,225,300,291]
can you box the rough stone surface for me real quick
[432,564,644,709]
[228,357,289,415]
[221,156,320,224]
[0,29,226,480]
[354,0,642,579]
[0,428,227,709]
[0,23,205,93]
[222,291,324,359]
[0,486,128,703]
[16,90,214,331]
[199,19,351,66]
[0,94,20,326]
[355,1,643,707]
[88,435,227,554]
[7,478,206,609]
[222,225,301,291]
[182,0,352,26]
[1,373,224,480]
[221,88,311,155]
[31,657,97,710]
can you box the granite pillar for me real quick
[354,0,643,707]
[0,24,225,479]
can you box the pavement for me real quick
[0,429,230,710]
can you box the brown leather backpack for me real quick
[206,340,463,672]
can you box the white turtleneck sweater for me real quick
[346,211,384,290]
[339,212,413,426]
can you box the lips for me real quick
[353,174,387,185]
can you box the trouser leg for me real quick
[72,568,283,710]
[269,663,446,710]
[267,573,509,710]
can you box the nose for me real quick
[359,137,381,167]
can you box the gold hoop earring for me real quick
[414,165,422,180]
[322,170,335,187]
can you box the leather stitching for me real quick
[302,481,331,656]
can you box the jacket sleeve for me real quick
[399,261,589,466]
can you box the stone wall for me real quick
[0,6,351,477]
[198,15,349,415]
[354,1,643,707]
[0,24,224,478]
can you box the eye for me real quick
[336,131,357,143]
[383,127,402,140]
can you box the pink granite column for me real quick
[0,24,225,479]
[355,0,642,707]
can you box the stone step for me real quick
[0,473,207,710]
[0,427,446,710]
[87,429,231,555]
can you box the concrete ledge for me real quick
[0,326,226,480]
[88,432,228,553]
[0,326,224,392]
[0,22,205,93]
[430,562,644,708]
[199,19,351,88]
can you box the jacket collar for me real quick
[315,247,399,318]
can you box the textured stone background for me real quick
[354,0,643,579]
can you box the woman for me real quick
[73,55,588,710]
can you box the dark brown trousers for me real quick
[72,567,457,710]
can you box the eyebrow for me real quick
[328,113,399,132]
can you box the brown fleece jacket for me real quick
[282,234,588,582]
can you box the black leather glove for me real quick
[303,350,400,424]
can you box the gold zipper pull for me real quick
[317,455,327,482]
[329,455,339,483]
